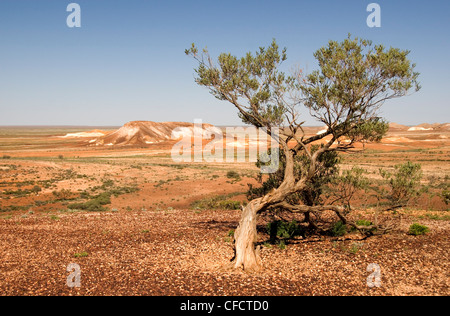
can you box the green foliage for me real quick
[52,189,72,200]
[267,220,304,240]
[101,179,115,188]
[191,193,243,210]
[380,161,423,205]
[355,219,373,226]
[67,192,111,212]
[331,221,347,237]
[339,167,370,189]
[187,37,421,240]
[352,219,377,234]
[187,35,420,142]
[186,39,292,127]
[408,223,430,236]
[328,166,370,207]
[348,242,363,254]
[441,190,450,205]
[3,186,43,198]
[217,200,242,210]
[108,186,139,196]
[347,117,389,146]
[249,145,340,207]
[30,185,42,194]
[421,214,450,221]
[67,184,139,212]
[74,252,89,258]
[226,170,241,181]
[302,35,420,127]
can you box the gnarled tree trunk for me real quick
[229,153,297,272]
[230,199,264,272]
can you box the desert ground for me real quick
[0,122,448,296]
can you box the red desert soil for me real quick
[0,208,448,296]
[0,122,449,296]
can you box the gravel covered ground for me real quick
[0,208,448,296]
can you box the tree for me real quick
[347,117,389,150]
[186,36,420,272]
[247,145,341,234]
[379,161,423,208]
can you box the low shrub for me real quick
[226,171,241,181]
[442,190,450,205]
[191,193,243,210]
[267,220,305,240]
[67,185,139,212]
[408,223,429,236]
[52,189,72,200]
[352,219,377,234]
[331,221,347,237]
[30,186,42,194]
[68,192,111,212]
[355,219,373,226]
[74,252,89,258]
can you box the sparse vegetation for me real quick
[441,190,450,205]
[52,189,73,200]
[408,223,430,236]
[191,193,243,210]
[0,97,447,297]
[187,35,421,271]
[331,221,347,237]
[267,220,304,241]
[0,124,448,296]
[226,170,241,182]
[380,161,423,207]
[67,192,112,212]
[74,252,89,258]
[30,185,42,194]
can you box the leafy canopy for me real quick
[186,36,420,148]
[186,40,292,128]
[302,35,421,129]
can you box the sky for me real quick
[0,0,449,126]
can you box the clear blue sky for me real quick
[0,0,448,126]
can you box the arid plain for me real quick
[0,122,448,295]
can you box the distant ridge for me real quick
[388,122,408,130]
[90,121,221,147]
[407,123,450,132]
[56,121,450,147]
[60,130,109,138]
